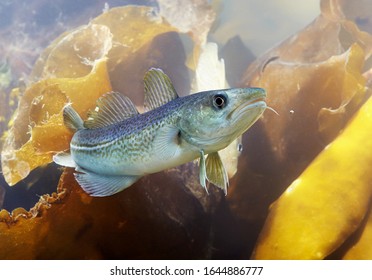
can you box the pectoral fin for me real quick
[206,152,229,195]
[153,125,181,160]
[199,149,209,194]
[74,168,140,197]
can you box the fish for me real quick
[53,68,267,197]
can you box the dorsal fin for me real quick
[63,104,85,131]
[84,91,139,129]
[143,68,179,111]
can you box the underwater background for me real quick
[1,0,372,259]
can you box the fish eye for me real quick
[213,94,227,110]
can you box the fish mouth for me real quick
[228,97,267,120]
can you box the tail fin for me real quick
[63,104,85,131]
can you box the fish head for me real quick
[179,87,266,151]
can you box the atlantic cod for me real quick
[53,68,267,197]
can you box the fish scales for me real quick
[53,68,267,196]
[71,93,194,168]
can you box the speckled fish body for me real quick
[54,68,267,197]
[71,93,204,176]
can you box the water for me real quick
[0,0,371,260]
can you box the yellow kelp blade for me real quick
[342,204,372,260]
[252,93,372,260]
[1,6,179,187]
[1,59,111,186]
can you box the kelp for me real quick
[252,92,372,259]
[1,58,112,185]
[1,6,178,186]
[0,2,233,259]
[342,204,372,260]
[1,0,372,260]
[0,167,223,259]
[157,0,215,45]
[1,3,238,188]
[233,0,372,259]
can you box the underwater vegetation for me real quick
[0,0,372,259]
